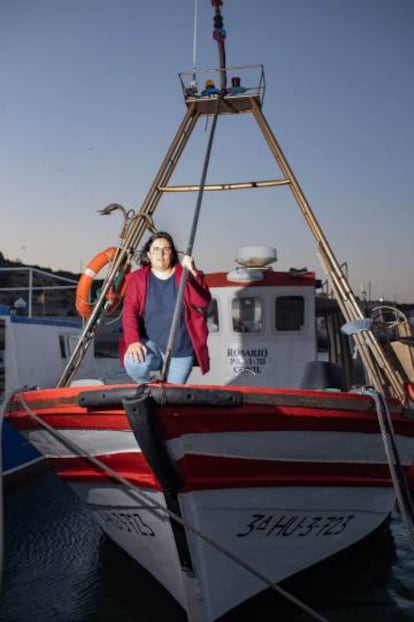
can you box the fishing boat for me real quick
[4,2,414,621]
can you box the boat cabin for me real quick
[0,248,357,395]
[189,245,319,388]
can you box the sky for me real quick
[1,0,413,302]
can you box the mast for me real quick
[212,0,227,92]
[57,0,230,388]
[57,1,407,402]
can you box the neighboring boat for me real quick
[0,273,127,483]
[1,420,43,485]
[4,3,414,621]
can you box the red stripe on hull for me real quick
[155,406,414,439]
[176,455,396,491]
[48,452,162,491]
[10,412,128,432]
[47,451,398,493]
[9,404,414,438]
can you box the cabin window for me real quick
[59,335,66,358]
[275,296,305,331]
[59,334,84,358]
[94,319,122,358]
[206,298,219,332]
[232,296,262,332]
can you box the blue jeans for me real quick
[124,340,194,384]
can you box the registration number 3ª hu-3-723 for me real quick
[237,513,355,538]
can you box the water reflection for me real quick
[1,472,413,622]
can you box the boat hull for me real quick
[5,383,414,620]
[69,479,396,621]
[2,420,44,484]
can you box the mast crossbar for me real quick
[158,179,290,192]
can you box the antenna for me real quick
[192,0,198,86]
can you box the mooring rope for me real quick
[360,387,414,552]
[14,391,330,622]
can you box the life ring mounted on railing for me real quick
[75,247,130,320]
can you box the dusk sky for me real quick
[1,0,413,301]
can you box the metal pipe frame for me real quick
[57,104,200,386]
[57,92,406,403]
[158,179,290,192]
[250,96,405,401]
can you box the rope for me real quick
[359,387,414,552]
[14,391,330,622]
[0,398,6,592]
[161,96,221,381]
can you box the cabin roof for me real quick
[206,270,316,288]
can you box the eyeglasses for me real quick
[150,246,172,254]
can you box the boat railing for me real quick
[0,267,78,318]
[178,64,266,107]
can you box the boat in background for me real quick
[1,420,43,485]
[4,2,414,620]
[0,270,127,483]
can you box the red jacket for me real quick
[121,264,211,374]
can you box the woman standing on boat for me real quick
[121,231,211,384]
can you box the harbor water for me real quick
[1,470,413,622]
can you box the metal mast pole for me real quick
[212,0,227,92]
[57,105,200,387]
[161,1,228,380]
[250,98,406,401]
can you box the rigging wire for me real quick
[361,387,414,552]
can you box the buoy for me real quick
[75,247,128,319]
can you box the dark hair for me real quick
[139,231,180,267]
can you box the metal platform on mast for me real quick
[179,64,265,115]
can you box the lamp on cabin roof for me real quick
[236,245,277,268]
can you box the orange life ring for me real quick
[75,247,128,320]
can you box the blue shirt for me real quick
[143,272,193,357]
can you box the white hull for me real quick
[71,482,204,619]
[178,486,393,620]
[17,380,412,622]
[68,479,394,621]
